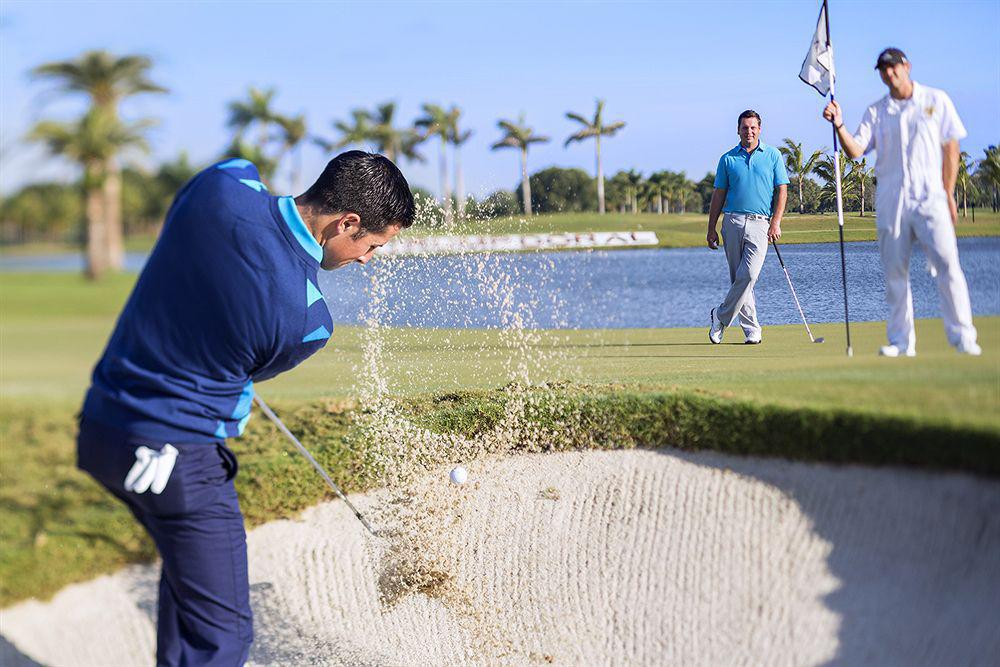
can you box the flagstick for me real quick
[825,0,853,357]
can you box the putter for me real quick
[253,394,379,536]
[771,240,824,344]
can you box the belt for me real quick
[726,212,770,221]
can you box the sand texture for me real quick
[3,447,999,665]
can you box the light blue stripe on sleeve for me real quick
[215,420,228,439]
[278,196,323,263]
[303,325,331,343]
[232,381,254,419]
[239,178,268,192]
[306,279,324,306]
[235,413,252,436]
[217,158,253,170]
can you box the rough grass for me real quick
[3,384,998,606]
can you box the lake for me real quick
[3,239,998,330]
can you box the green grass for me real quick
[3,272,997,430]
[1,272,998,605]
[4,212,998,256]
[412,210,1000,248]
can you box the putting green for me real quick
[1,272,997,431]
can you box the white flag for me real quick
[799,2,834,96]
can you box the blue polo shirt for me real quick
[714,142,790,216]
[82,159,334,443]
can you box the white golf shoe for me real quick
[709,308,724,344]
[878,345,916,358]
[956,340,982,356]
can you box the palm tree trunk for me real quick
[596,135,605,214]
[860,179,865,217]
[292,144,303,194]
[439,136,452,225]
[454,145,465,219]
[798,176,804,214]
[84,163,108,280]
[657,194,663,214]
[520,147,532,216]
[103,158,124,271]
[962,184,967,218]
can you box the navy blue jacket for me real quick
[83,159,333,443]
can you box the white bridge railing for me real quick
[379,231,659,256]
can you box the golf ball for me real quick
[449,466,468,485]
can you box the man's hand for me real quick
[822,100,843,126]
[707,227,719,250]
[948,193,959,226]
[768,222,781,242]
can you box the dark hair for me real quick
[301,150,415,234]
[737,110,762,128]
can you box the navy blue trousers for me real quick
[77,417,253,666]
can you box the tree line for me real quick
[3,49,999,280]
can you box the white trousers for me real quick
[877,196,977,352]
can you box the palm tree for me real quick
[275,113,307,193]
[491,115,549,215]
[978,146,1000,213]
[647,171,669,214]
[779,138,825,215]
[606,171,632,212]
[956,151,974,219]
[31,50,166,272]
[320,108,375,158]
[227,87,277,148]
[813,152,857,212]
[29,111,151,279]
[451,117,473,219]
[564,99,626,214]
[664,171,694,214]
[369,102,424,164]
[623,170,643,214]
[846,158,873,216]
[415,103,457,222]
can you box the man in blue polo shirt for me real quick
[76,150,415,665]
[707,109,789,344]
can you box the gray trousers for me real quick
[716,212,770,338]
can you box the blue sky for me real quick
[2,0,998,197]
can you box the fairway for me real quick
[406,210,1000,249]
[4,211,998,257]
[2,272,997,431]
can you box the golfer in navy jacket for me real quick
[77,151,414,665]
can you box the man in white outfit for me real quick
[823,48,980,357]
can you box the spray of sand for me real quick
[345,197,599,659]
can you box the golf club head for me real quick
[813,337,825,343]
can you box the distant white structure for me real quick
[379,231,659,256]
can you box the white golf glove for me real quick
[124,444,178,495]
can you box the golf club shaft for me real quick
[253,394,377,536]
[772,241,817,342]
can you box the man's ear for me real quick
[322,212,362,241]
[342,212,362,235]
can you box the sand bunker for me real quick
[3,447,999,665]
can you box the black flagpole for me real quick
[825,0,853,357]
